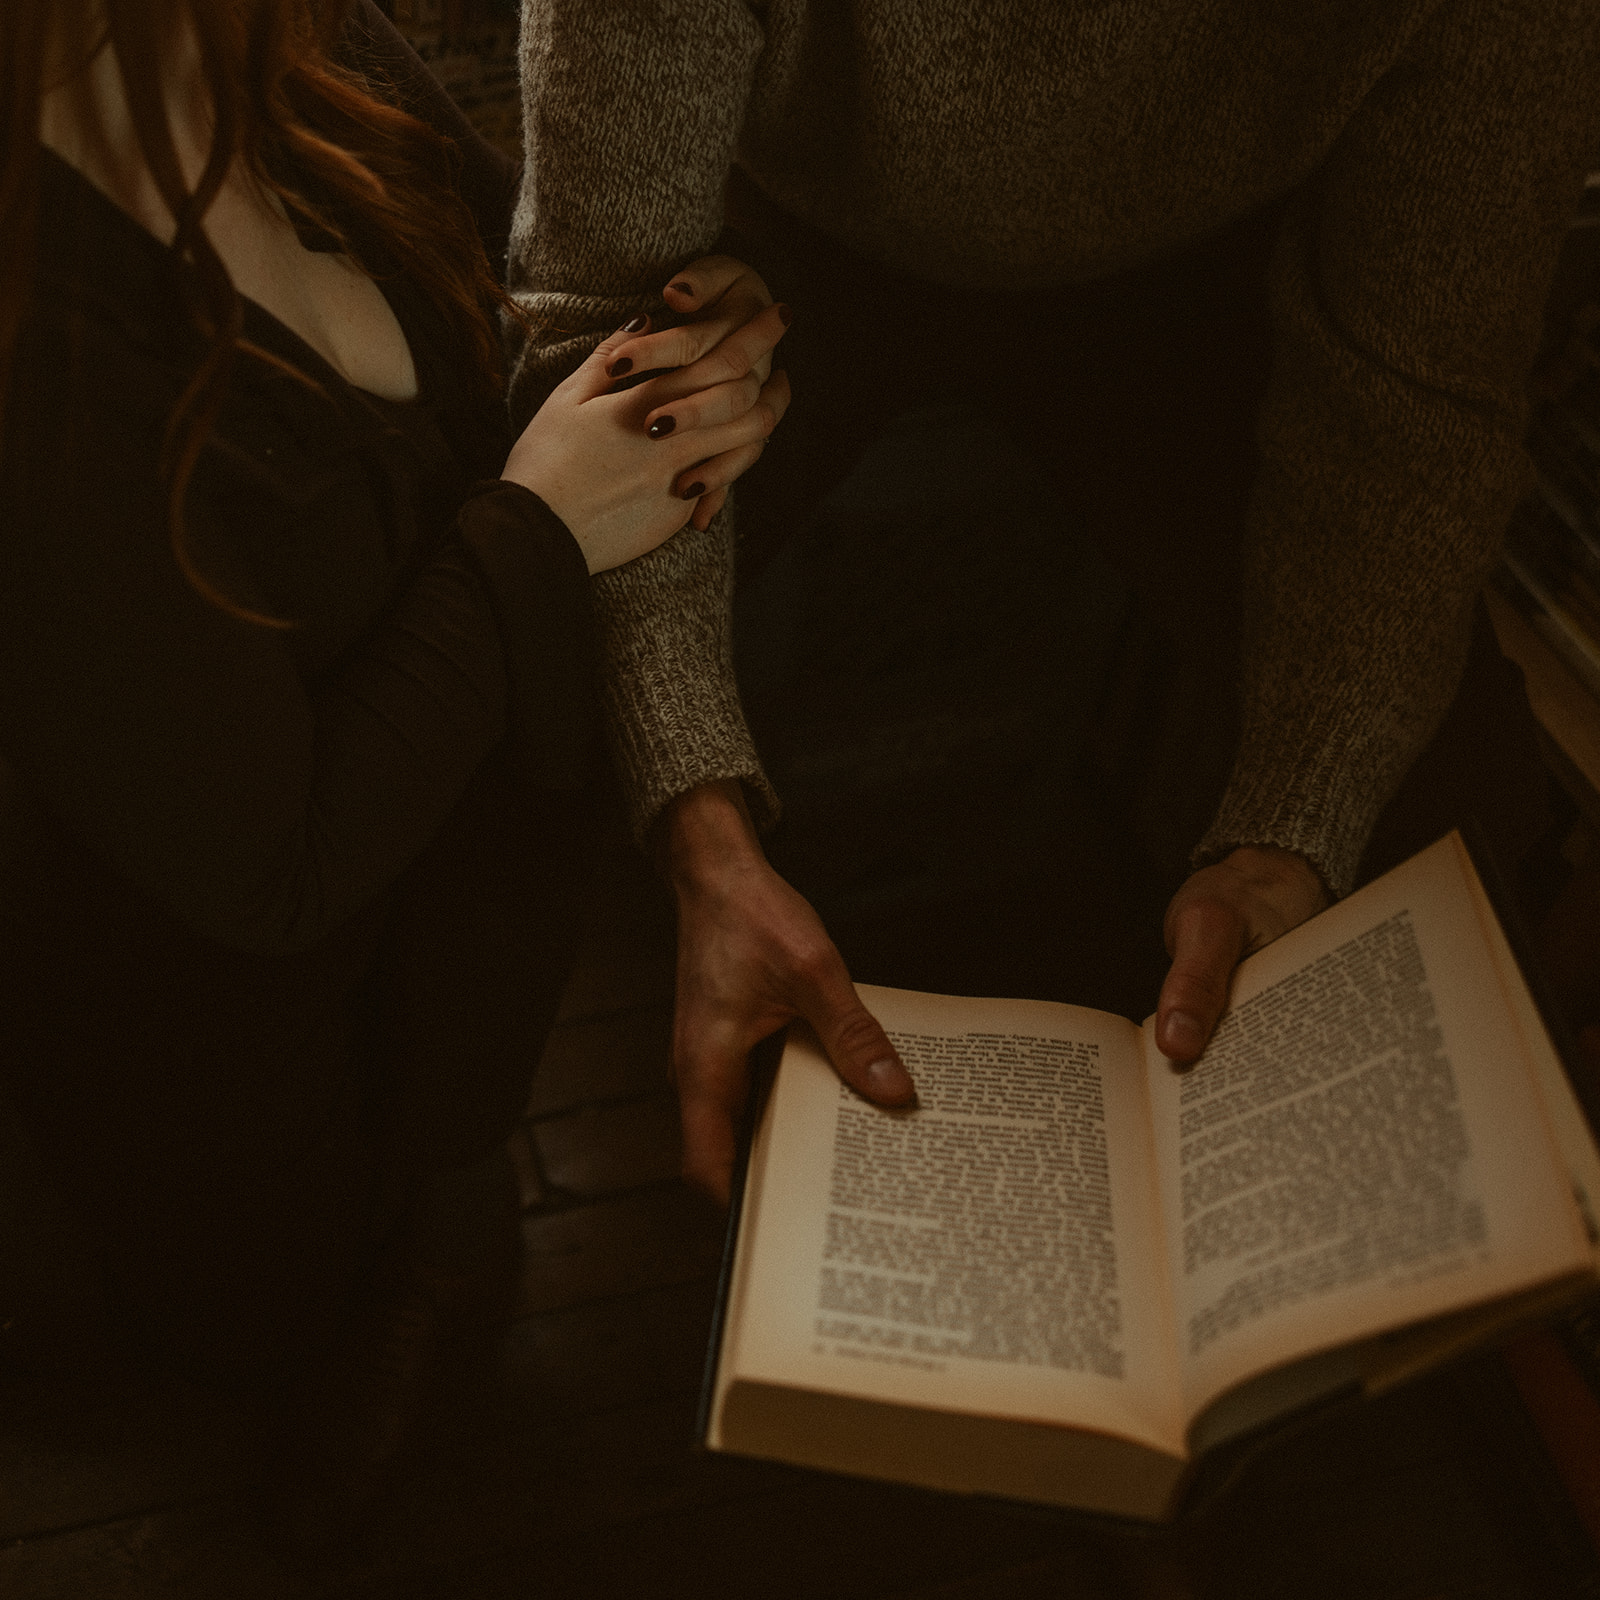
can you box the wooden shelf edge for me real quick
[1485,585,1600,826]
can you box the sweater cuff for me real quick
[453,479,599,793]
[589,503,780,844]
[1193,703,1400,900]
[1194,590,1479,900]
[1195,798,1354,905]
[504,288,661,429]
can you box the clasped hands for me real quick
[504,257,790,574]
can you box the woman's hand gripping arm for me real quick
[502,281,792,573]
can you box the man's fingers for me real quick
[675,441,765,507]
[799,950,917,1108]
[1154,847,1330,1067]
[673,1027,753,1204]
[675,302,791,392]
[690,485,729,530]
[616,302,792,396]
[659,397,781,496]
[1156,897,1248,1063]
[663,255,772,314]
[605,318,742,384]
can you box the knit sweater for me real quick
[507,0,1600,896]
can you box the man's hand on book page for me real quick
[1156,845,1330,1065]
[657,779,918,1202]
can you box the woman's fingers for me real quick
[561,312,653,400]
[671,372,791,503]
[643,373,763,439]
[606,300,791,392]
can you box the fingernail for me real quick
[776,303,793,326]
[669,280,694,297]
[647,415,675,439]
[619,313,648,333]
[864,1058,914,1101]
[681,480,706,499]
[1166,1011,1206,1056]
[608,356,633,377]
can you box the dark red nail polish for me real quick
[681,481,706,499]
[669,280,694,297]
[647,415,676,439]
[620,312,648,333]
[776,303,793,326]
[608,357,633,378]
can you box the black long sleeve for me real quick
[1,184,592,956]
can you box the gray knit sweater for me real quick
[507,0,1600,896]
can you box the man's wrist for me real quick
[1215,843,1332,905]
[655,779,767,893]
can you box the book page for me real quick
[717,984,1186,1458]
[1464,857,1600,1270]
[1144,835,1593,1425]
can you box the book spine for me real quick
[694,1028,787,1446]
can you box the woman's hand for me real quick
[1155,845,1330,1064]
[502,299,791,573]
[601,256,784,531]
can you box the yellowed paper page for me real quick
[717,984,1185,1458]
[1456,836,1600,1270]
[1143,835,1592,1423]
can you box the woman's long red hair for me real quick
[0,0,518,624]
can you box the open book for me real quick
[702,834,1600,1521]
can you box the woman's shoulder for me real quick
[24,152,200,392]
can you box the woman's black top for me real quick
[0,6,596,1355]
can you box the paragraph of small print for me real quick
[815,1320,946,1371]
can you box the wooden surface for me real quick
[1486,584,1600,823]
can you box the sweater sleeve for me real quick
[0,340,594,955]
[1196,0,1600,897]
[507,0,778,840]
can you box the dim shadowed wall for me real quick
[378,0,523,159]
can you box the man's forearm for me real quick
[588,506,779,843]
[507,0,766,423]
[657,778,770,893]
[509,3,776,835]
